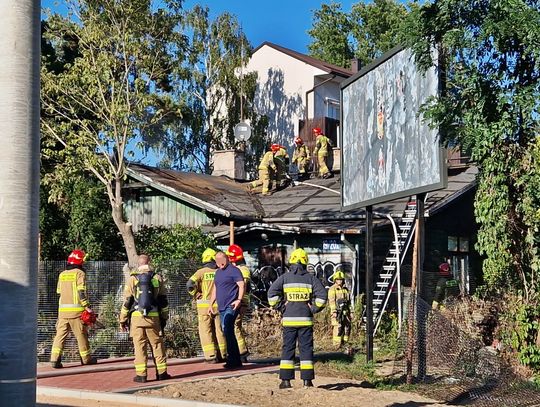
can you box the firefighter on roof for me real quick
[328,270,352,350]
[292,137,311,180]
[119,254,171,383]
[50,249,97,368]
[187,248,227,363]
[272,143,290,188]
[250,146,277,195]
[267,248,327,389]
[226,244,251,362]
[312,127,332,179]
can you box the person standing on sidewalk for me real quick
[119,254,171,383]
[208,252,245,369]
[50,249,97,368]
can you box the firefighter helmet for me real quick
[312,127,322,135]
[80,309,97,326]
[202,248,217,263]
[294,137,303,145]
[333,270,345,281]
[289,248,308,265]
[439,262,451,276]
[226,244,244,263]
[270,143,281,152]
[67,249,85,266]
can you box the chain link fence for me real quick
[38,260,202,363]
[391,295,540,406]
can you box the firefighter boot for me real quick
[82,356,97,366]
[133,375,147,383]
[157,371,172,381]
[279,379,292,389]
[303,380,314,388]
[51,356,63,369]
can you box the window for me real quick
[448,236,469,253]
[326,98,340,120]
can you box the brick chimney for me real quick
[212,149,246,180]
[350,58,361,73]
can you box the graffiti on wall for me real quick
[250,261,351,307]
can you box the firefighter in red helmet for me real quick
[272,144,290,189]
[312,127,332,179]
[250,145,277,195]
[292,137,311,180]
[50,249,97,368]
[225,244,251,362]
[432,262,460,309]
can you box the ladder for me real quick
[370,197,418,334]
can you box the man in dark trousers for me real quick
[268,248,328,389]
[209,251,245,369]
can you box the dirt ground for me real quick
[137,372,446,407]
[36,395,140,407]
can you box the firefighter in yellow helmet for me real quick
[50,249,97,368]
[272,143,290,189]
[186,248,227,363]
[268,248,327,389]
[292,137,310,180]
[119,254,171,383]
[250,146,277,195]
[226,244,251,362]
[312,128,332,179]
[328,270,352,350]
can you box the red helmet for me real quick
[80,309,97,326]
[270,143,280,152]
[439,262,451,276]
[295,137,303,145]
[226,244,244,263]
[67,249,85,266]
[312,127,322,135]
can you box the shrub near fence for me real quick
[38,260,201,362]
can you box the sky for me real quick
[41,0,358,54]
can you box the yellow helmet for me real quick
[289,248,308,265]
[333,270,345,280]
[202,248,217,263]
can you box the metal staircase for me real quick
[370,197,418,333]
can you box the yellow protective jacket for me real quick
[119,265,169,324]
[328,284,351,313]
[292,145,310,163]
[56,266,89,318]
[237,263,251,306]
[258,151,277,171]
[186,262,219,315]
[274,147,290,171]
[314,135,331,156]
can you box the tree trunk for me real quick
[111,203,138,267]
[0,0,40,403]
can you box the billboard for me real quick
[340,46,446,209]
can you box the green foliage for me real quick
[163,308,200,358]
[403,0,540,297]
[375,312,399,356]
[135,224,215,267]
[307,0,412,68]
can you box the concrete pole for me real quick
[0,0,40,405]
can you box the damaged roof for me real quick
[126,164,262,220]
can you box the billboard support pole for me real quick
[365,205,374,363]
[416,193,427,381]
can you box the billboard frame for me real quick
[340,45,447,211]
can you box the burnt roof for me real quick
[252,42,353,78]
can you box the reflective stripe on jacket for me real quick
[186,262,219,315]
[57,267,88,318]
[267,264,327,327]
[328,284,350,312]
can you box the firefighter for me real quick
[119,254,171,383]
[292,137,311,180]
[312,127,332,179]
[187,248,227,363]
[268,248,328,389]
[272,143,290,188]
[328,270,352,350]
[250,147,277,196]
[226,244,251,363]
[50,249,97,368]
[432,262,460,310]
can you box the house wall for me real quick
[247,45,332,151]
[313,77,342,121]
[124,188,213,231]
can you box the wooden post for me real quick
[229,221,234,246]
[406,218,420,384]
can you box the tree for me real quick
[145,5,267,173]
[307,0,413,68]
[403,0,540,297]
[307,2,354,68]
[41,0,186,265]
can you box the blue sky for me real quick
[41,0,358,53]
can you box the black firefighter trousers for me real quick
[279,326,314,380]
